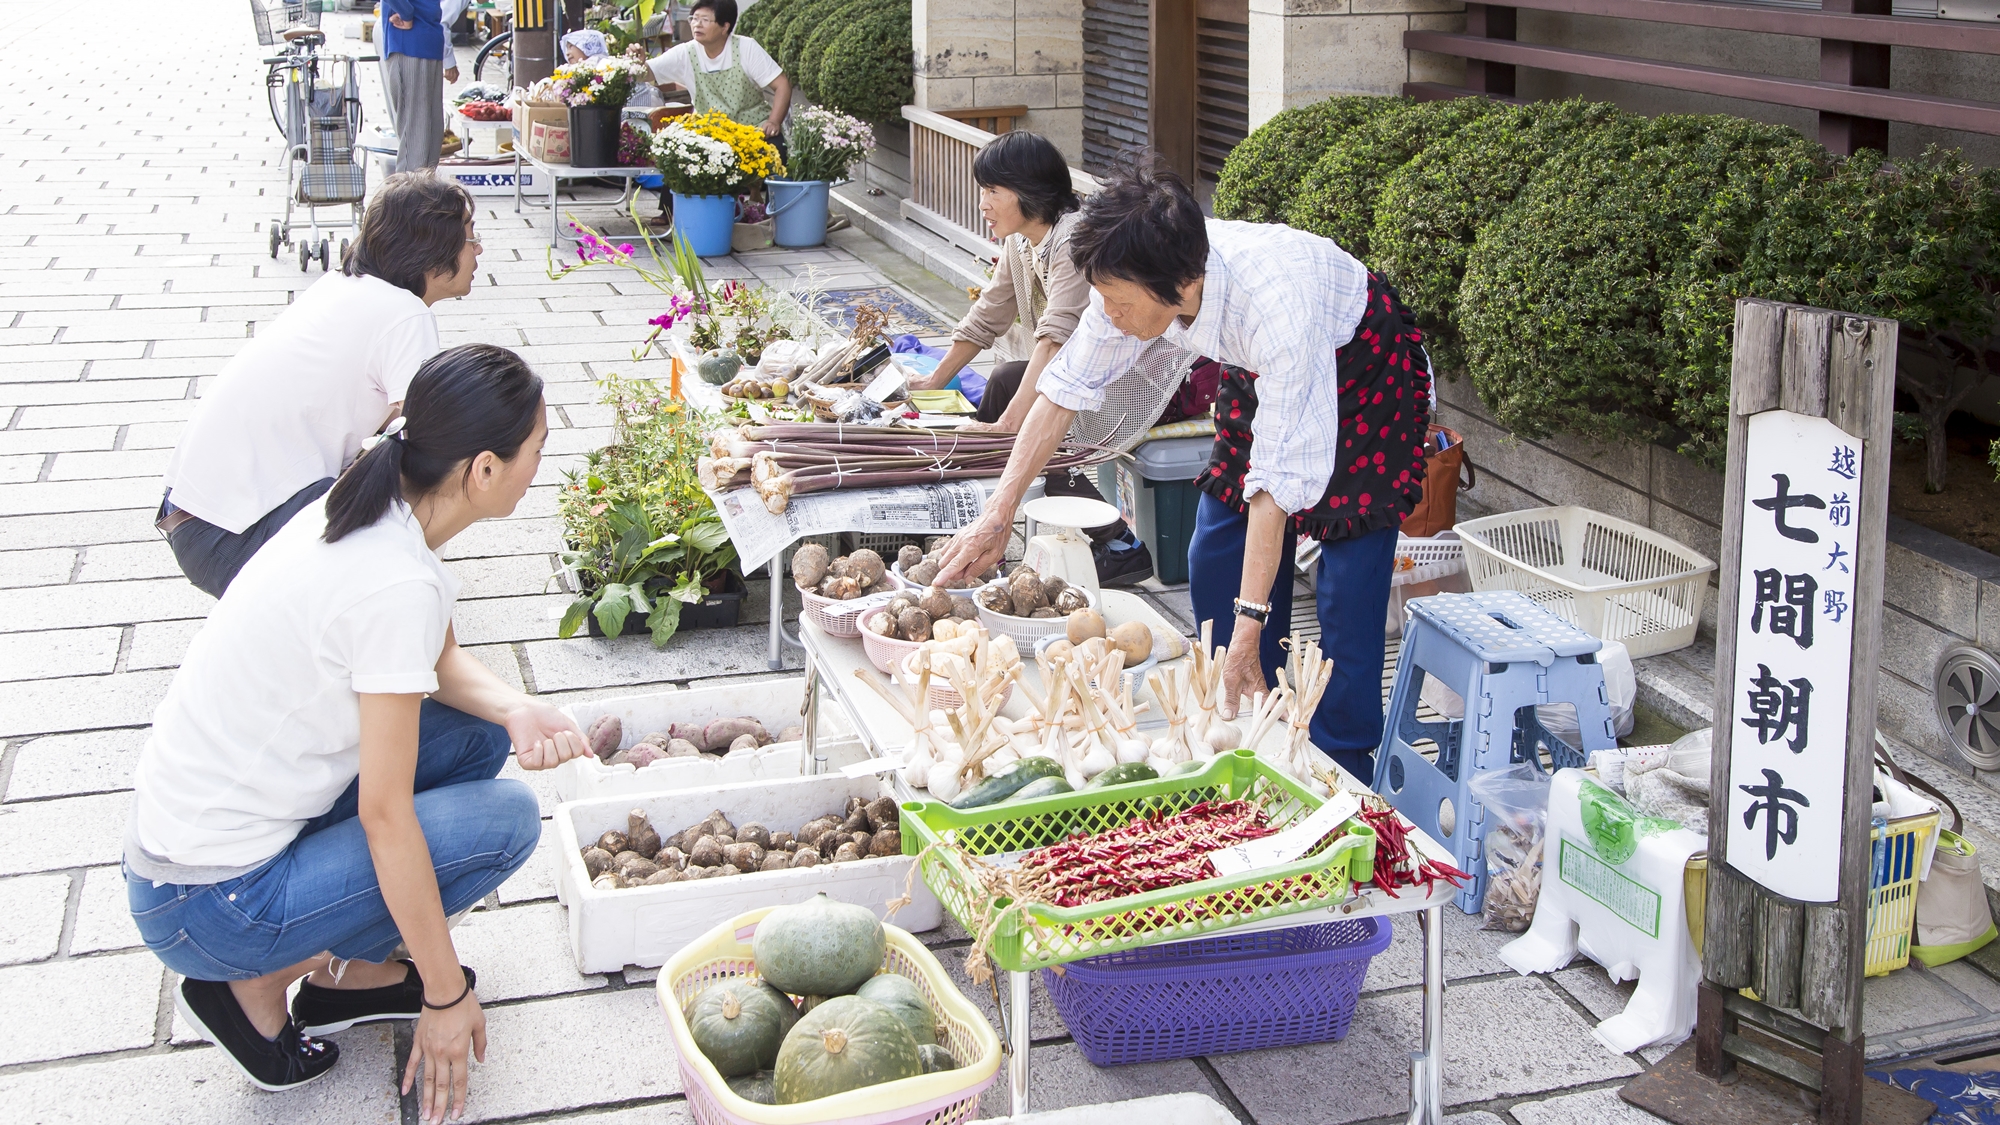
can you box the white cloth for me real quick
[1038,218,1371,514]
[646,34,782,90]
[163,272,438,534]
[128,499,459,879]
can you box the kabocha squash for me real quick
[751,892,886,997]
[725,1070,778,1104]
[918,1044,958,1073]
[773,995,924,1104]
[687,979,800,1076]
[854,973,938,1047]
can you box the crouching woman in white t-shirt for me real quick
[126,344,586,1118]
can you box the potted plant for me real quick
[556,378,745,645]
[549,54,641,167]
[651,111,783,257]
[769,106,875,248]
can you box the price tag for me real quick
[1208,791,1361,877]
[862,367,905,403]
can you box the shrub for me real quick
[1285,96,1499,259]
[816,1,915,124]
[1212,96,1403,224]
[1456,113,1817,446]
[1370,99,1625,373]
[737,0,801,39]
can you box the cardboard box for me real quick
[515,104,570,163]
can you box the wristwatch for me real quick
[1233,598,1271,625]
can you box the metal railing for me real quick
[1406,0,2000,154]
[902,106,1102,259]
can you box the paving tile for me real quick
[531,1105,695,1124]
[1864,963,1978,1039]
[126,617,203,671]
[451,553,561,600]
[1511,1087,1670,1124]
[495,819,559,905]
[0,475,165,515]
[977,1041,1222,1117]
[0,668,176,738]
[456,988,681,1122]
[1364,907,1533,992]
[0,872,71,965]
[1209,975,1641,1123]
[930,946,1068,1041]
[47,447,173,481]
[3,1024,400,1124]
[77,539,183,583]
[0,426,118,456]
[70,864,144,955]
[0,453,44,484]
[0,791,131,874]
[0,626,123,681]
[0,950,164,1064]
[0,576,211,632]
[8,728,147,801]
[453,593,569,646]
[449,902,606,1002]
[0,546,76,588]
[0,508,159,549]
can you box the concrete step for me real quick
[828,183,992,297]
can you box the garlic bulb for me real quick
[1115,737,1151,765]
[927,766,963,801]
[1203,719,1242,757]
[1080,741,1117,780]
[987,743,1021,772]
[900,744,935,789]
[1145,754,1176,776]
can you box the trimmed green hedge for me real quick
[1217,94,1999,480]
[743,0,912,123]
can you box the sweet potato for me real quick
[736,823,772,849]
[702,718,768,752]
[670,722,706,745]
[586,715,622,758]
[776,724,803,744]
[597,831,630,855]
[864,796,900,834]
[727,733,761,756]
[638,730,672,748]
[582,847,614,878]
[791,847,822,868]
[665,738,702,758]
[723,842,766,869]
[625,745,666,768]
[869,829,902,857]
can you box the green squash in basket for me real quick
[918,1044,958,1073]
[686,979,800,1077]
[855,973,938,1047]
[725,1070,777,1104]
[752,892,886,998]
[698,350,743,385]
[774,995,924,1104]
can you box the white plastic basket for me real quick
[976,580,1098,647]
[1390,531,1466,588]
[1455,506,1716,659]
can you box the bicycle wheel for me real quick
[266,63,288,138]
[474,32,512,87]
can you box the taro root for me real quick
[1009,579,1048,618]
[712,832,737,846]
[791,542,831,588]
[950,598,980,621]
[666,738,703,758]
[582,847,614,878]
[737,823,772,849]
[724,842,767,869]
[597,830,630,855]
[792,847,823,868]
[769,831,796,852]
[625,744,666,769]
[831,841,863,863]
[864,609,898,637]
[847,549,886,589]
[631,825,663,859]
[918,587,956,621]
[627,809,650,836]
[715,864,743,878]
[706,811,738,837]
[1043,574,1069,598]
[761,852,792,872]
[820,575,862,600]
[683,865,714,880]
[776,725,803,744]
[618,857,660,881]
[864,797,900,834]
[850,831,873,855]
[586,715,623,759]
[798,815,842,848]
[592,873,625,891]
[869,829,902,857]
[675,824,708,853]
[977,584,1012,613]
[659,846,687,871]
[689,837,725,867]
[907,558,941,586]
[845,796,867,817]
[897,544,925,570]
[1029,607,1060,619]
[644,868,682,885]
[1054,587,1091,615]
[728,733,762,756]
[896,608,932,643]
[613,849,642,867]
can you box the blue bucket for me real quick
[671,192,736,257]
[766,178,830,248]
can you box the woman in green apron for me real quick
[641,0,792,140]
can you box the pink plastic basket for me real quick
[1041,918,1389,1066]
[800,571,904,639]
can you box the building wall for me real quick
[1245,0,1466,130]
[910,0,1087,162]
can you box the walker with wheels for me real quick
[253,2,373,272]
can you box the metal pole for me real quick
[802,651,821,776]
[1009,969,1032,1115]
[1415,905,1445,1125]
[769,556,785,670]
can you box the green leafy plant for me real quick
[813,0,913,123]
[1213,97,1402,224]
[1286,96,1499,260]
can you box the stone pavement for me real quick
[1,3,1994,1122]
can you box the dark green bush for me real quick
[1285,97,1499,259]
[771,0,840,73]
[1212,97,1403,224]
[793,0,876,101]
[1456,114,1818,446]
[1369,99,1626,373]
[736,0,801,39]
[817,1,915,123]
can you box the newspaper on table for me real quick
[710,479,993,574]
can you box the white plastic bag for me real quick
[1469,764,1553,932]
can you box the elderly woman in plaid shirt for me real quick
[938,163,1433,781]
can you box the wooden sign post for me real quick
[1688,300,1896,1122]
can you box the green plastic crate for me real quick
[900,750,1378,973]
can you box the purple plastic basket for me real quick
[1041,918,1391,1066]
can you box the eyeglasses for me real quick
[689,14,718,26]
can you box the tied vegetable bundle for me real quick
[699,424,1118,513]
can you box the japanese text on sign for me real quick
[1723,411,1862,903]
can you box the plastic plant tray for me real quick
[901,749,1378,973]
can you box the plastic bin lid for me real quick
[1130,436,1214,481]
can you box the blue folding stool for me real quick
[1371,590,1619,913]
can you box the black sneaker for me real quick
[291,959,477,1036]
[176,977,339,1092]
[1095,539,1154,587]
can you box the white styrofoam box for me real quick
[556,683,865,802]
[987,1094,1237,1125]
[553,772,942,973]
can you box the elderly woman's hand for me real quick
[389,12,413,29]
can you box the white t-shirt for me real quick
[647,34,782,91]
[164,272,439,535]
[127,498,459,881]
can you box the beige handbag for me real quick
[1876,743,1998,967]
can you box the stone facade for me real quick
[911,0,1086,162]
[1246,0,1465,128]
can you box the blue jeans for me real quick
[127,700,539,982]
[1187,493,1399,780]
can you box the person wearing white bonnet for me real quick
[560,29,610,63]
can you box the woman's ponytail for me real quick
[324,344,544,542]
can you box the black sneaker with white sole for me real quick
[291,959,477,1036]
[176,976,340,1092]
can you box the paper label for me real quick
[1208,791,1361,877]
[862,368,904,403]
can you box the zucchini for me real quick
[1083,762,1159,789]
[949,756,1065,809]
[1010,776,1074,802]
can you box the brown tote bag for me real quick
[1401,424,1474,538]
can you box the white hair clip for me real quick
[362,415,409,453]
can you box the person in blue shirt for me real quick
[382,1,459,173]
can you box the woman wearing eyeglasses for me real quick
[637,0,792,140]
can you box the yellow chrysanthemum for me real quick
[678,111,785,182]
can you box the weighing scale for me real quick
[1020,495,1122,599]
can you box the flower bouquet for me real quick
[547,54,642,108]
[783,106,875,184]
[650,126,743,198]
